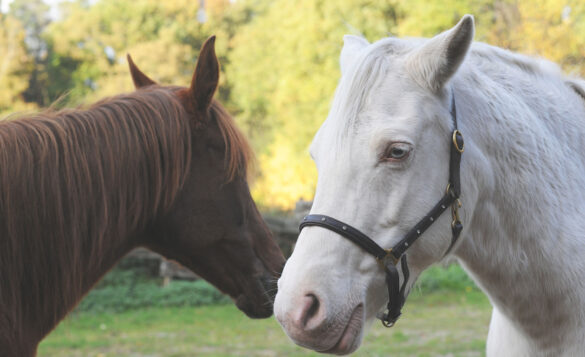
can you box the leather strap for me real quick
[389,193,457,260]
[299,214,412,327]
[379,255,410,327]
[300,215,387,260]
[389,92,464,259]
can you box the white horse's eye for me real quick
[383,143,411,162]
[390,147,407,158]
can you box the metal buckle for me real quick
[451,198,462,228]
[377,249,399,267]
[376,309,397,327]
[452,130,464,153]
[445,183,457,199]
[381,316,395,328]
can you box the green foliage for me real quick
[415,264,480,293]
[513,0,585,76]
[227,0,400,208]
[44,0,209,105]
[76,264,230,314]
[3,0,585,207]
[77,280,230,313]
[9,0,51,105]
[0,13,34,114]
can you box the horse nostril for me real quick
[304,294,320,326]
[293,293,323,329]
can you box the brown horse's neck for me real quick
[0,89,191,355]
[1,233,138,357]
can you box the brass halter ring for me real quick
[452,130,464,153]
[382,249,399,266]
[382,319,395,328]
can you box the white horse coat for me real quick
[274,15,585,356]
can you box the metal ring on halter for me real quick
[382,319,395,328]
[452,130,464,153]
[445,183,457,199]
[381,249,399,266]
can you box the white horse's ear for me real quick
[340,35,369,75]
[407,14,475,92]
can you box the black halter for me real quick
[299,93,464,327]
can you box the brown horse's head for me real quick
[128,37,284,318]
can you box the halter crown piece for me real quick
[299,92,464,327]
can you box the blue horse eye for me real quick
[383,143,410,162]
[391,148,406,158]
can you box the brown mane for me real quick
[0,87,192,344]
[0,36,285,356]
[0,87,254,345]
[209,100,254,181]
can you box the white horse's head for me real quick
[274,15,475,354]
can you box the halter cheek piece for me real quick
[299,93,464,327]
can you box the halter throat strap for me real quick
[299,91,464,327]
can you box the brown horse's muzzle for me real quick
[261,272,279,303]
[234,273,277,318]
[234,258,283,318]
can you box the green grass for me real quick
[37,264,492,356]
[74,261,231,314]
[77,280,230,313]
[38,289,492,356]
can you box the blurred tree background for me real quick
[1,0,584,210]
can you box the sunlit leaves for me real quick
[227,0,400,209]
[0,13,34,114]
[2,0,585,208]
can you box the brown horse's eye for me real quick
[383,143,411,162]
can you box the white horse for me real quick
[274,15,585,356]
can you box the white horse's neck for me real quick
[453,44,585,355]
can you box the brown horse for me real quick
[0,36,284,356]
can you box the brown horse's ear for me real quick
[127,54,157,89]
[190,35,219,111]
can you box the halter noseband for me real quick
[299,93,464,327]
